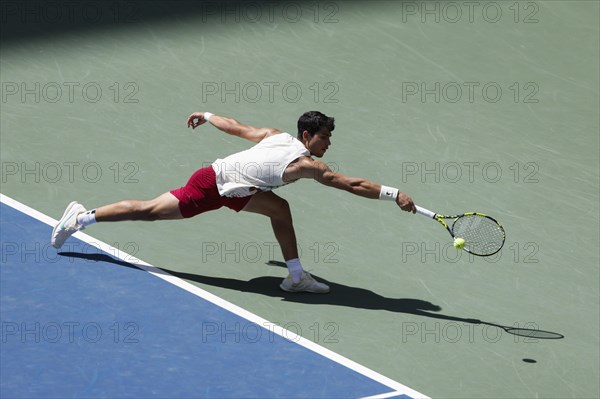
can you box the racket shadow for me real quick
[477,322,564,339]
[58,253,564,340]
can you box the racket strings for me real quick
[452,215,505,255]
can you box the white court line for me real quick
[0,193,430,399]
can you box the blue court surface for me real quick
[0,194,427,399]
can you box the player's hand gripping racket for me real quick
[415,205,506,256]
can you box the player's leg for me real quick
[242,191,329,293]
[51,165,221,249]
[51,192,183,249]
[242,191,298,261]
[95,192,183,221]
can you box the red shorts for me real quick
[170,166,252,218]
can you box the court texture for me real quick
[1,1,598,398]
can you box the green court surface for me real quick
[1,1,599,398]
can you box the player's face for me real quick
[305,129,332,158]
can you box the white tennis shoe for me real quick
[51,201,86,249]
[280,271,330,294]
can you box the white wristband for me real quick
[203,112,214,122]
[379,185,399,201]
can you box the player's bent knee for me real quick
[243,192,291,220]
[271,198,291,220]
[279,198,290,213]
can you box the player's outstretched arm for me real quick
[186,111,280,143]
[285,157,416,213]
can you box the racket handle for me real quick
[415,205,436,219]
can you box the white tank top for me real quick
[211,132,309,198]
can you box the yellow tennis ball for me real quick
[453,237,466,249]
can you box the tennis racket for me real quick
[415,205,506,256]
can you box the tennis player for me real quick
[51,111,416,293]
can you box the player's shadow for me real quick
[168,266,447,315]
[59,253,564,339]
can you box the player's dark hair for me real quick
[297,111,335,140]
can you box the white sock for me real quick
[286,258,304,283]
[77,209,97,227]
